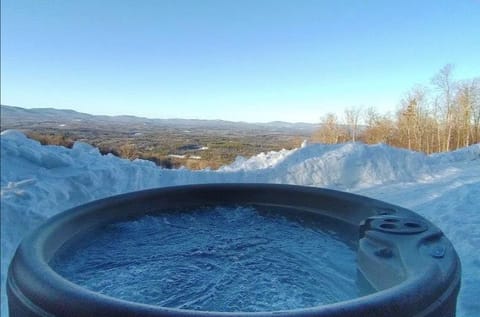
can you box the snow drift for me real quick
[1,130,479,316]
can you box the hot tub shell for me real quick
[7,184,461,317]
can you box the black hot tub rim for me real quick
[7,183,461,317]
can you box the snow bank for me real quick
[1,130,479,316]
[221,142,434,189]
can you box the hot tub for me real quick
[7,184,461,317]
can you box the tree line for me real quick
[312,64,480,153]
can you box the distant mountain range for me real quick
[0,105,318,134]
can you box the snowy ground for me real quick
[1,130,479,316]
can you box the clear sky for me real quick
[1,0,479,123]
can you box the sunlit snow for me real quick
[1,130,479,316]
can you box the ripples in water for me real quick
[51,206,359,312]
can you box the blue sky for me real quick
[1,0,479,123]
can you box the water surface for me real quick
[52,206,358,312]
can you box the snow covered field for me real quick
[1,130,479,316]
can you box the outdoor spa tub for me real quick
[7,184,461,317]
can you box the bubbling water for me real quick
[51,206,359,312]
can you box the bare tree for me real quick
[459,78,480,144]
[454,82,472,148]
[361,107,395,144]
[344,106,362,142]
[311,65,477,153]
[397,86,430,151]
[400,99,416,150]
[431,64,455,151]
[312,113,345,144]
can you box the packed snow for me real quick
[1,130,479,316]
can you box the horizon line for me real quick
[0,104,320,125]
